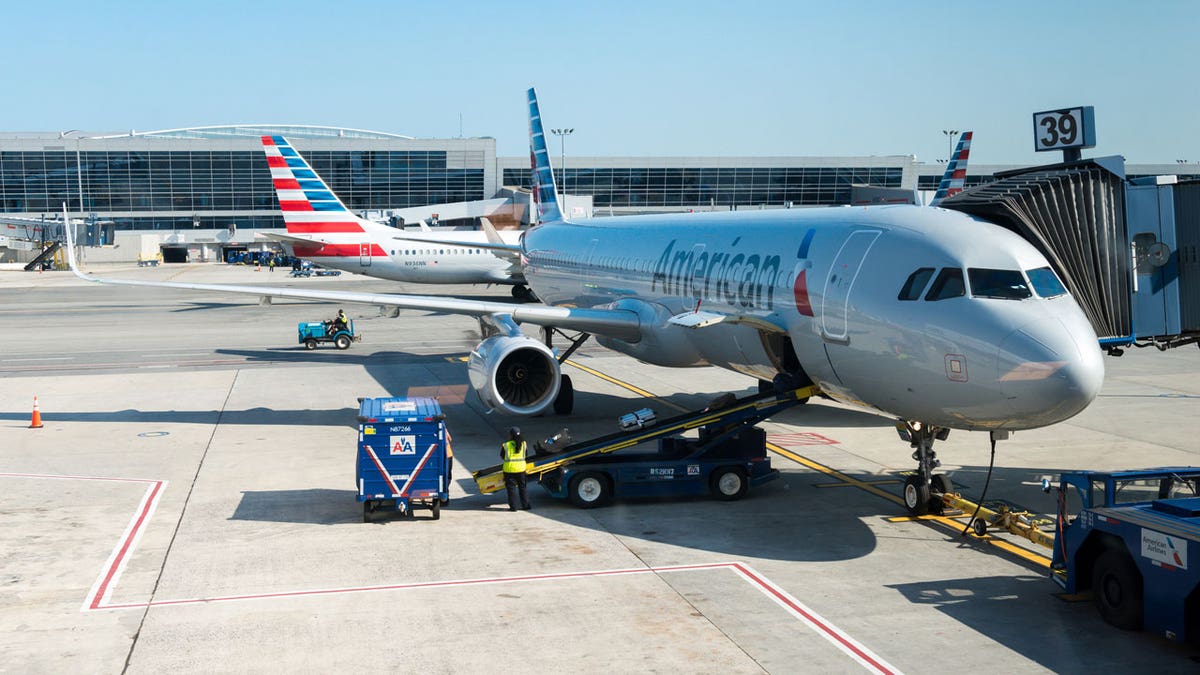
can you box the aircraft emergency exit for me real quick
[63,89,1104,516]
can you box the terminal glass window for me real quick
[924,268,965,301]
[503,166,903,208]
[967,268,1032,300]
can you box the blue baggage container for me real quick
[356,397,452,521]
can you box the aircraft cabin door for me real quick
[359,242,372,267]
[820,229,880,344]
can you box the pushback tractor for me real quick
[1049,467,1200,642]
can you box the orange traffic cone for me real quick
[29,396,44,428]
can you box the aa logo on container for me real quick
[390,435,417,455]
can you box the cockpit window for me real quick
[967,268,1032,300]
[1026,266,1067,298]
[924,267,965,301]
[898,267,935,301]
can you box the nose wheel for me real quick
[898,420,953,516]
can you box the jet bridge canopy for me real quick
[941,157,1132,342]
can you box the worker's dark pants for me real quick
[504,471,530,510]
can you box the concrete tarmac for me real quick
[2,264,1200,673]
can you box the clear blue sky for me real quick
[8,1,1197,165]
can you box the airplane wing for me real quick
[61,213,639,341]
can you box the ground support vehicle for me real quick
[356,397,452,521]
[472,386,816,508]
[298,320,360,350]
[1047,468,1200,642]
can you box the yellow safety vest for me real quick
[502,440,527,473]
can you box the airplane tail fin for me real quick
[930,131,972,206]
[526,88,563,224]
[261,136,377,236]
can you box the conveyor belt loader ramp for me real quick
[472,386,816,494]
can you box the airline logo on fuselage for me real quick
[651,230,815,314]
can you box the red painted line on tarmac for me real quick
[85,480,166,610]
[0,473,167,612]
[730,563,899,675]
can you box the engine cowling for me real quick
[467,335,561,415]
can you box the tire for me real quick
[304,339,317,350]
[1092,549,1144,630]
[971,518,988,537]
[335,335,352,350]
[430,500,441,520]
[569,472,610,508]
[903,475,931,516]
[710,467,749,501]
[553,374,575,415]
[932,474,953,495]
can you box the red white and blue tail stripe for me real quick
[931,131,972,206]
[262,136,366,234]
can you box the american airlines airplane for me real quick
[64,89,1104,515]
[261,136,531,299]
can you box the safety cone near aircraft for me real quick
[29,396,44,428]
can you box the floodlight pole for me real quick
[550,128,574,195]
[942,129,959,162]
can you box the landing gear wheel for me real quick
[903,475,931,516]
[335,335,352,350]
[932,474,953,495]
[971,518,988,537]
[553,374,575,415]
[569,472,610,508]
[1092,549,1144,630]
[430,500,441,520]
[710,467,748,501]
[304,339,317,350]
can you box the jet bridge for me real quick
[941,158,1200,352]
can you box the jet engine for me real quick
[467,335,561,416]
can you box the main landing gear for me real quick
[511,285,538,302]
[897,420,954,516]
[542,326,592,416]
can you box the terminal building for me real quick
[2,125,1197,263]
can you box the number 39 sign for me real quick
[1032,106,1096,152]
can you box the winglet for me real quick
[527,88,563,224]
[931,131,972,206]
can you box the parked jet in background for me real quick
[260,136,532,299]
[64,89,1103,516]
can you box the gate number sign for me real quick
[1032,107,1096,152]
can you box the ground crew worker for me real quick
[327,309,349,335]
[501,426,531,511]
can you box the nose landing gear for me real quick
[898,420,954,516]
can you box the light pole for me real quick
[550,128,574,194]
[942,129,959,162]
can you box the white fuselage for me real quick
[522,205,1105,431]
[289,227,521,285]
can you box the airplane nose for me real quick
[997,316,1104,427]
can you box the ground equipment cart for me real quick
[356,397,452,521]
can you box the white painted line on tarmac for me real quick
[151,353,210,358]
[1,357,73,362]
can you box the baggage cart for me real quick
[357,397,451,521]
